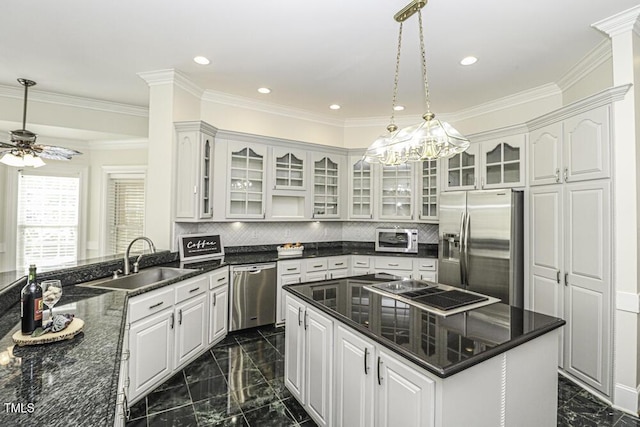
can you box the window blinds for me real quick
[106,175,145,255]
[16,172,80,271]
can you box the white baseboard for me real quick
[613,382,640,416]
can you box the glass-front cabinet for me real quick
[419,159,438,220]
[480,135,526,189]
[273,148,305,191]
[312,154,340,219]
[443,144,479,191]
[379,163,413,220]
[349,155,373,219]
[226,142,267,218]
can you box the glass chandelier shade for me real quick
[364,0,470,166]
[0,150,46,168]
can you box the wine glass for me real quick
[41,280,63,321]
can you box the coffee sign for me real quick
[178,234,224,261]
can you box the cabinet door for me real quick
[564,180,611,394]
[529,185,564,366]
[312,154,341,219]
[328,268,349,280]
[304,270,327,283]
[529,122,562,186]
[209,286,228,345]
[419,159,439,220]
[377,349,435,427]
[304,306,334,427]
[379,163,413,220]
[563,105,610,183]
[443,144,479,191]
[198,134,214,219]
[335,326,375,427]
[278,274,302,323]
[273,148,306,190]
[226,142,267,218]
[284,295,305,402]
[175,128,200,220]
[349,156,373,219]
[129,309,174,400]
[480,135,526,189]
[175,293,208,369]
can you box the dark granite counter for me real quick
[284,275,565,378]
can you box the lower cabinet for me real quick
[174,291,208,369]
[209,268,229,345]
[284,294,334,427]
[334,325,434,427]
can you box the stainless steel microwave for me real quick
[375,228,419,253]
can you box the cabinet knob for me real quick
[563,167,569,182]
[555,169,560,183]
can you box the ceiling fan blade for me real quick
[36,145,82,160]
[0,140,18,149]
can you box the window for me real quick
[16,171,81,271]
[105,172,145,255]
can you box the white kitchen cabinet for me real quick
[528,180,611,394]
[414,258,437,282]
[529,105,611,186]
[174,121,217,221]
[378,163,414,220]
[418,159,439,221]
[442,144,480,191]
[277,259,303,324]
[350,255,372,276]
[349,155,373,219]
[174,277,209,370]
[328,256,349,279]
[374,256,414,279]
[272,148,306,191]
[479,135,526,189]
[208,268,228,345]
[303,256,349,282]
[226,141,267,218]
[285,294,334,427]
[312,153,342,219]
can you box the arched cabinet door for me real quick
[479,134,526,189]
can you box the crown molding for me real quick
[466,123,530,143]
[87,138,149,150]
[174,120,218,136]
[137,69,204,99]
[527,84,631,130]
[216,128,345,153]
[0,84,148,118]
[592,5,640,38]
[557,40,612,91]
[202,89,344,127]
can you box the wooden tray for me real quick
[12,318,84,346]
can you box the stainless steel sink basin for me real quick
[79,267,196,291]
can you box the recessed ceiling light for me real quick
[257,87,271,94]
[193,56,210,65]
[394,105,405,111]
[329,104,341,110]
[460,56,478,66]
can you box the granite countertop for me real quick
[284,275,565,378]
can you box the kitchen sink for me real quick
[79,267,196,291]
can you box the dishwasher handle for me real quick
[232,264,277,274]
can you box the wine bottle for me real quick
[20,264,43,334]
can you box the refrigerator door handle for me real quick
[459,211,466,285]
[464,211,471,286]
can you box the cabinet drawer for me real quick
[279,260,302,275]
[175,275,208,303]
[305,258,328,272]
[351,255,370,268]
[328,256,349,270]
[129,287,175,323]
[415,258,437,271]
[209,267,228,290]
[374,257,413,271]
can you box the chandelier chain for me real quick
[390,22,404,127]
[418,10,431,114]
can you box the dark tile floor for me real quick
[126,326,640,427]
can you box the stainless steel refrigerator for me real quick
[438,189,524,308]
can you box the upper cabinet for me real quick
[175,121,217,221]
[530,105,611,186]
[378,163,414,220]
[419,159,439,221]
[349,155,373,219]
[443,144,480,191]
[273,148,306,191]
[480,135,526,189]
[312,154,342,219]
[226,142,267,219]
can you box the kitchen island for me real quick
[283,275,565,427]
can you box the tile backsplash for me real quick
[174,221,438,249]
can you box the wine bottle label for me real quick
[34,298,43,321]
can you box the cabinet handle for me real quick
[149,301,164,310]
[377,356,382,385]
[189,287,200,293]
[481,177,485,189]
[178,309,183,325]
[123,393,130,420]
[213,293,217,306]
[298,307,302,326]
[217,276,225,282]
[334,262,344,266]
[193,185,197,194]
[170,312,175,329]
[556,270,560,284]
[364,348,369,375]
[313,264,323,268]
[555,169,560,183]
[564,273,568,287]
[474,177,477,189]
[563,167,568,182]
[304,310,308,330]
[287,267,297,271]
[356,262,366,265]
[388,263,399,267]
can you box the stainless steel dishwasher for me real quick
[229,263,277,331]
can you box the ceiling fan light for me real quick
[23,153,45,168]
[0,152,26,167]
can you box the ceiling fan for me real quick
[0,78,82,168]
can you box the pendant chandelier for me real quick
[363,0,470,166]
[0,78,82,168]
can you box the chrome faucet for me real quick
[124,237,157,275]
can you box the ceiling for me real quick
[1,0,637,121]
